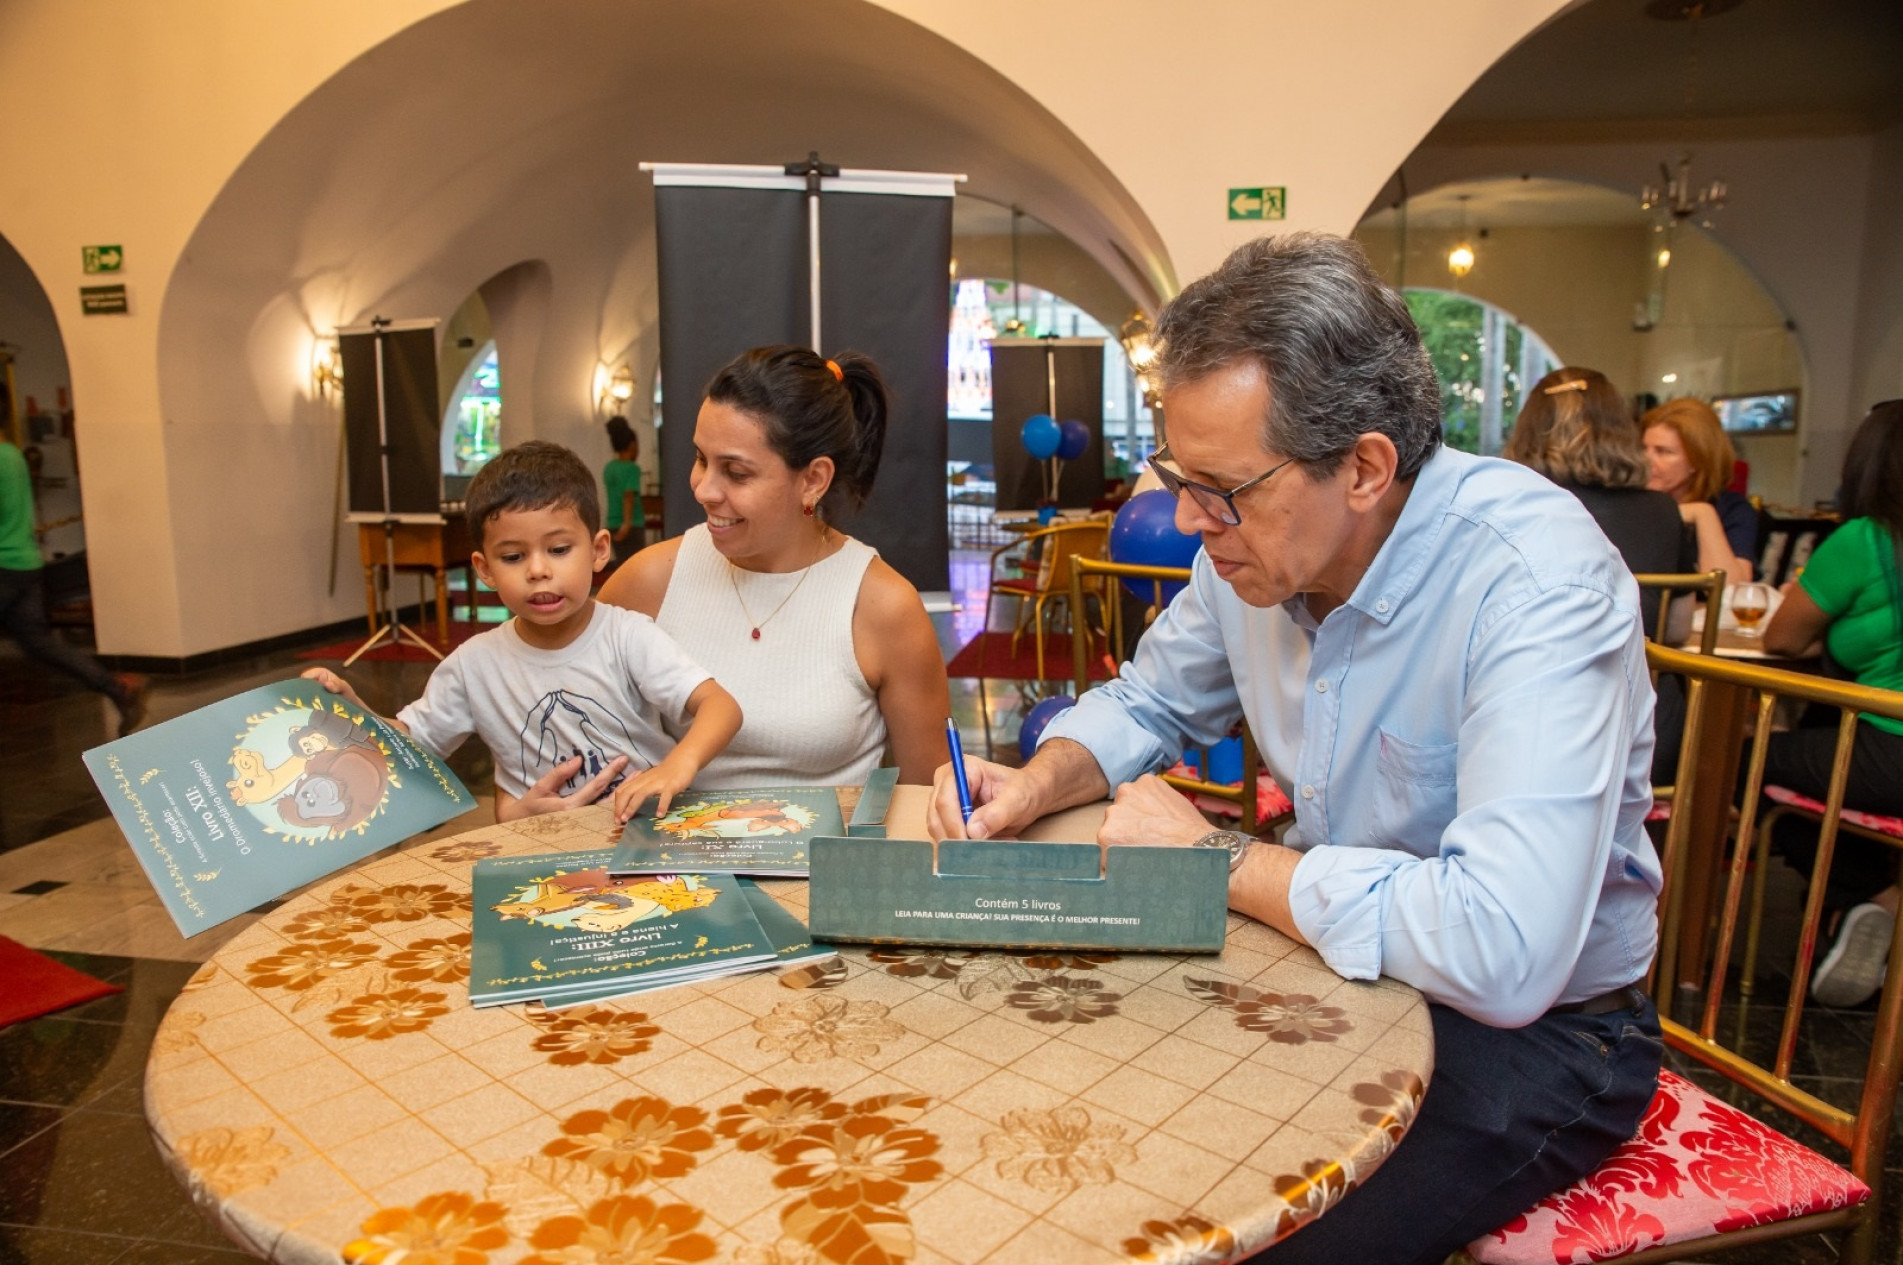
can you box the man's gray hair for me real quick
[1154,233,1442,479]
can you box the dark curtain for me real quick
[989,341,1105,511]
[653,181,951,590]
[341,327,441,515]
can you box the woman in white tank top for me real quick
[597,347,950,788]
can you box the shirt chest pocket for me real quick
[1361,729,1459,852]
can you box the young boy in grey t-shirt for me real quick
[305,441,740,823]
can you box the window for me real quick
[444,342,502,475]
[1404,290,1557,455]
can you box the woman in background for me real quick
[1762,399,1903,1007]
[603,415,644,567]
[1505,366,1696,780]
[600,346,949,787]
[1641,397,1757,582]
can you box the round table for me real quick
[145,803,1433,1263]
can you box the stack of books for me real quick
[470,848,833,1008]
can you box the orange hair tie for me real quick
[824,359,844,383]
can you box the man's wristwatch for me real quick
[1194,828,1254,872]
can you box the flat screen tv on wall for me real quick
[1713,389,1799,435]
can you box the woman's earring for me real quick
[802,502,816,517]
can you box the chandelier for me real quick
[1637,0,1736,230]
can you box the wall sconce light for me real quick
[1118,312,1157,372]
[311,337,343,399]
[1446,242,1476,279]
[597,363,635,414]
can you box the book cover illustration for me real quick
[470,850,776,1007]
[545,878,834,1009]
[81,679,472,936]
[610,786,844,876]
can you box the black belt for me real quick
[1548,985,1646,1016]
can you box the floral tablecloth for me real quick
[145,803,1432,1264]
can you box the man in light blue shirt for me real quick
[932,234,1662,1262]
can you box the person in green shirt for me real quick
[0,437,146,734]
[1763,398,1903,1006]
[603,415,644,567]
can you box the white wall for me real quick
[0,0,1572,657]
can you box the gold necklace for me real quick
[728,527,829,641]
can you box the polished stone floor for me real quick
[2,565,1898,1261]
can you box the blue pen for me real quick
[946,717,974,823]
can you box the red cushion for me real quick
[1469,1070,1868,1264]
[1764,784,1903,840]
[1164,762,1295,822]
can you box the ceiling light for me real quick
[1447,243,1475,278]
[1662,373,1679,384]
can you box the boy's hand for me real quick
[301,666,368,710]
[612,751,700,824]
[501,754,631,821]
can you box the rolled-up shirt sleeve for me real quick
[1285,581,1650,1027]
[1040,556,1246,784]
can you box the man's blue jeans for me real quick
[1257,992,1662,1264]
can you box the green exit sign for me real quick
[1227,187,1286,221]
[82,244,123,273]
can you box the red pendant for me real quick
[750,628,761,640]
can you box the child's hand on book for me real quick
[300,666,368,711]
[611,751,700,824]
[502,754,631,821]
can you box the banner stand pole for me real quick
[784,152,839,353]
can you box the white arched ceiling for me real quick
[155,0,1173,649]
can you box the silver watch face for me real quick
[1195,830,1249,867]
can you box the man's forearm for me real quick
[1021,738,1113,815]
[1230,841,1309,946]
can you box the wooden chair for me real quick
[982,519,1108,683]
[1068,557,1289,836]
[1469,645,1903,1265]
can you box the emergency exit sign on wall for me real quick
[1227,188,1286,220]
[82,244,123,273]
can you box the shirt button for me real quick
[1301,784,1316,800]
[1376,599,1391,614]
[1315,680,1329,693]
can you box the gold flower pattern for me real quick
[1353,1070,1426,1145]
[1185,978,1355,1043]
[151,1010,206,1056]
[754,995,904,1064]
[349,882,468,923]
[343,1190,509,1265]
[281,901,374,941]
[387,933,473,984]
[1270,1158,1353,1241]
[1018,950,1117,971]
[527,1007,660,1066]
[521,1194,715,1265]
[1122,1214,1237,1264]
[865,949,979,980]
[244,939,379,991]
[770,1114,943,1205]
[980,1105,1136,1194]
[716,1087,849,1151]
[1003,974,1123,1024]
[176,1125,292,1197]
[777,957,849,990]
[543,1097,713,1187]
[431,837,504,864]
[326,987,450,1040]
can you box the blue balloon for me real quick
[1018,695,1076,762]
[1110,489,1201,603]
[1020,413,1060,461]
[1056,418,1090,462]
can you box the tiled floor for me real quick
[4,564,1898,1261]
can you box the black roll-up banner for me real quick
[341,327,441,516]
[989,342,1106,512]
[819,191,952,590]
[653,186,807,540]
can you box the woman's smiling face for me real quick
[689,399,831,569]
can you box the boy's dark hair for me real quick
[465,440,601,544]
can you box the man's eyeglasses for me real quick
[1148,444,1296,526]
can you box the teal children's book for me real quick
[470,849,778,1007]
[847,767,900,837]
[543,878,835,1008]
[81,679,473,936]
[609,787,844,876]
